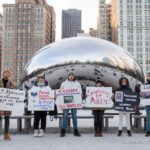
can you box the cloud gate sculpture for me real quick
[21,37,144,90]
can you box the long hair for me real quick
[119,77,129,87]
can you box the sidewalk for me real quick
[1,133,150,150]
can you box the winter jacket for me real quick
[60,79,82,94]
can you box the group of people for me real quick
[0,70,150,141]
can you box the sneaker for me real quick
[117,130,122,136]
[38,129,44,137]
[33,130,39,137]
[60,129,66,137]
[74,129,81,137]
[145,132,150,137]
[127,130,132,137]
[4,134,11,141]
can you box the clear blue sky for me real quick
[0,0,102,40]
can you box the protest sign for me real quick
[114,91,138,112]
[0,88,25,113]
[56,88,82,109]
[28,88,55,111]
[85,87,113,108]
[140,84,150,106]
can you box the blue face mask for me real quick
[38,82,45,87]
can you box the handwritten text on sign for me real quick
[85,87,113,108]
[56,88,82,109]
[28,89,55,111]
[0,88,25,112]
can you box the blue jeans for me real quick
[146,106,150,132]
[61,109,77,129]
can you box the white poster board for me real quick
[140,84,150,106]
[28,88,55,111]
[0,88,25,113]
[85,87,113,108]
[56,88,82,109]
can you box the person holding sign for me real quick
[116,77,132,136]
[0,70,15,140]
[145,72,150,137]
[92,80,105,137]
[31,76,50,137]
[60,72,82,137]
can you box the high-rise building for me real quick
[89,28,98,38]
[111,0,150,76]
[0,13,2,75]
[62,9,81,39]
[97,0,111,40]
[2,0,55,83]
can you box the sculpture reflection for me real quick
[21,37,144,90]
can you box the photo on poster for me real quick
[115,91,123,102]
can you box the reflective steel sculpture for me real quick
[21,37,144,90]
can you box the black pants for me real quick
[34,111,47,131]
[93,110,104,133]
[0,116,10,134]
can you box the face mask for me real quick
[38,82,45,87]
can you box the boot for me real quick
[145,132,150,137]
[38,129,44,137]
[74,129,81,137]
[127,130,132,136]
[94,132,99,137]
[60,129,66,137]
[117,130,122,136]
[33,130,39,137]
[99,132,103,137]
[4,133,11,141]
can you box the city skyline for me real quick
[0,0,102,41]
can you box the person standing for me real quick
[145,72,150,137]
[0,70,15,140]
[30,76,50,137]
[60,72,82,137]
[116,77,132,136]
[93,80,105,137]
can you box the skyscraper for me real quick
[62,9,81,39]
[2,0,55,83]
[97,0,111,40]
[0,13,2,75]
[111,0,150,76]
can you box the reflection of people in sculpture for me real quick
[60,72,82,137]
[31,76,50,137]
[116,77,132,137]
[0,70,15,141]
[92,80,105,137]
[145,73,150,137]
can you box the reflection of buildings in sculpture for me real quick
[21,37,144,91]
[2,0,56,83]
[111,0,150,76]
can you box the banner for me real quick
[28,88,55,111]
[0,88,25,113]
[114,91,139,112]
[85,87,113,108]
[56,88,82,109]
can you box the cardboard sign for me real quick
[85,87,113,108]
[0,88,25,113]
[114,91,139,112]
[28,87,55,111]
[140,84,150,106]
[56,88,82,109]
